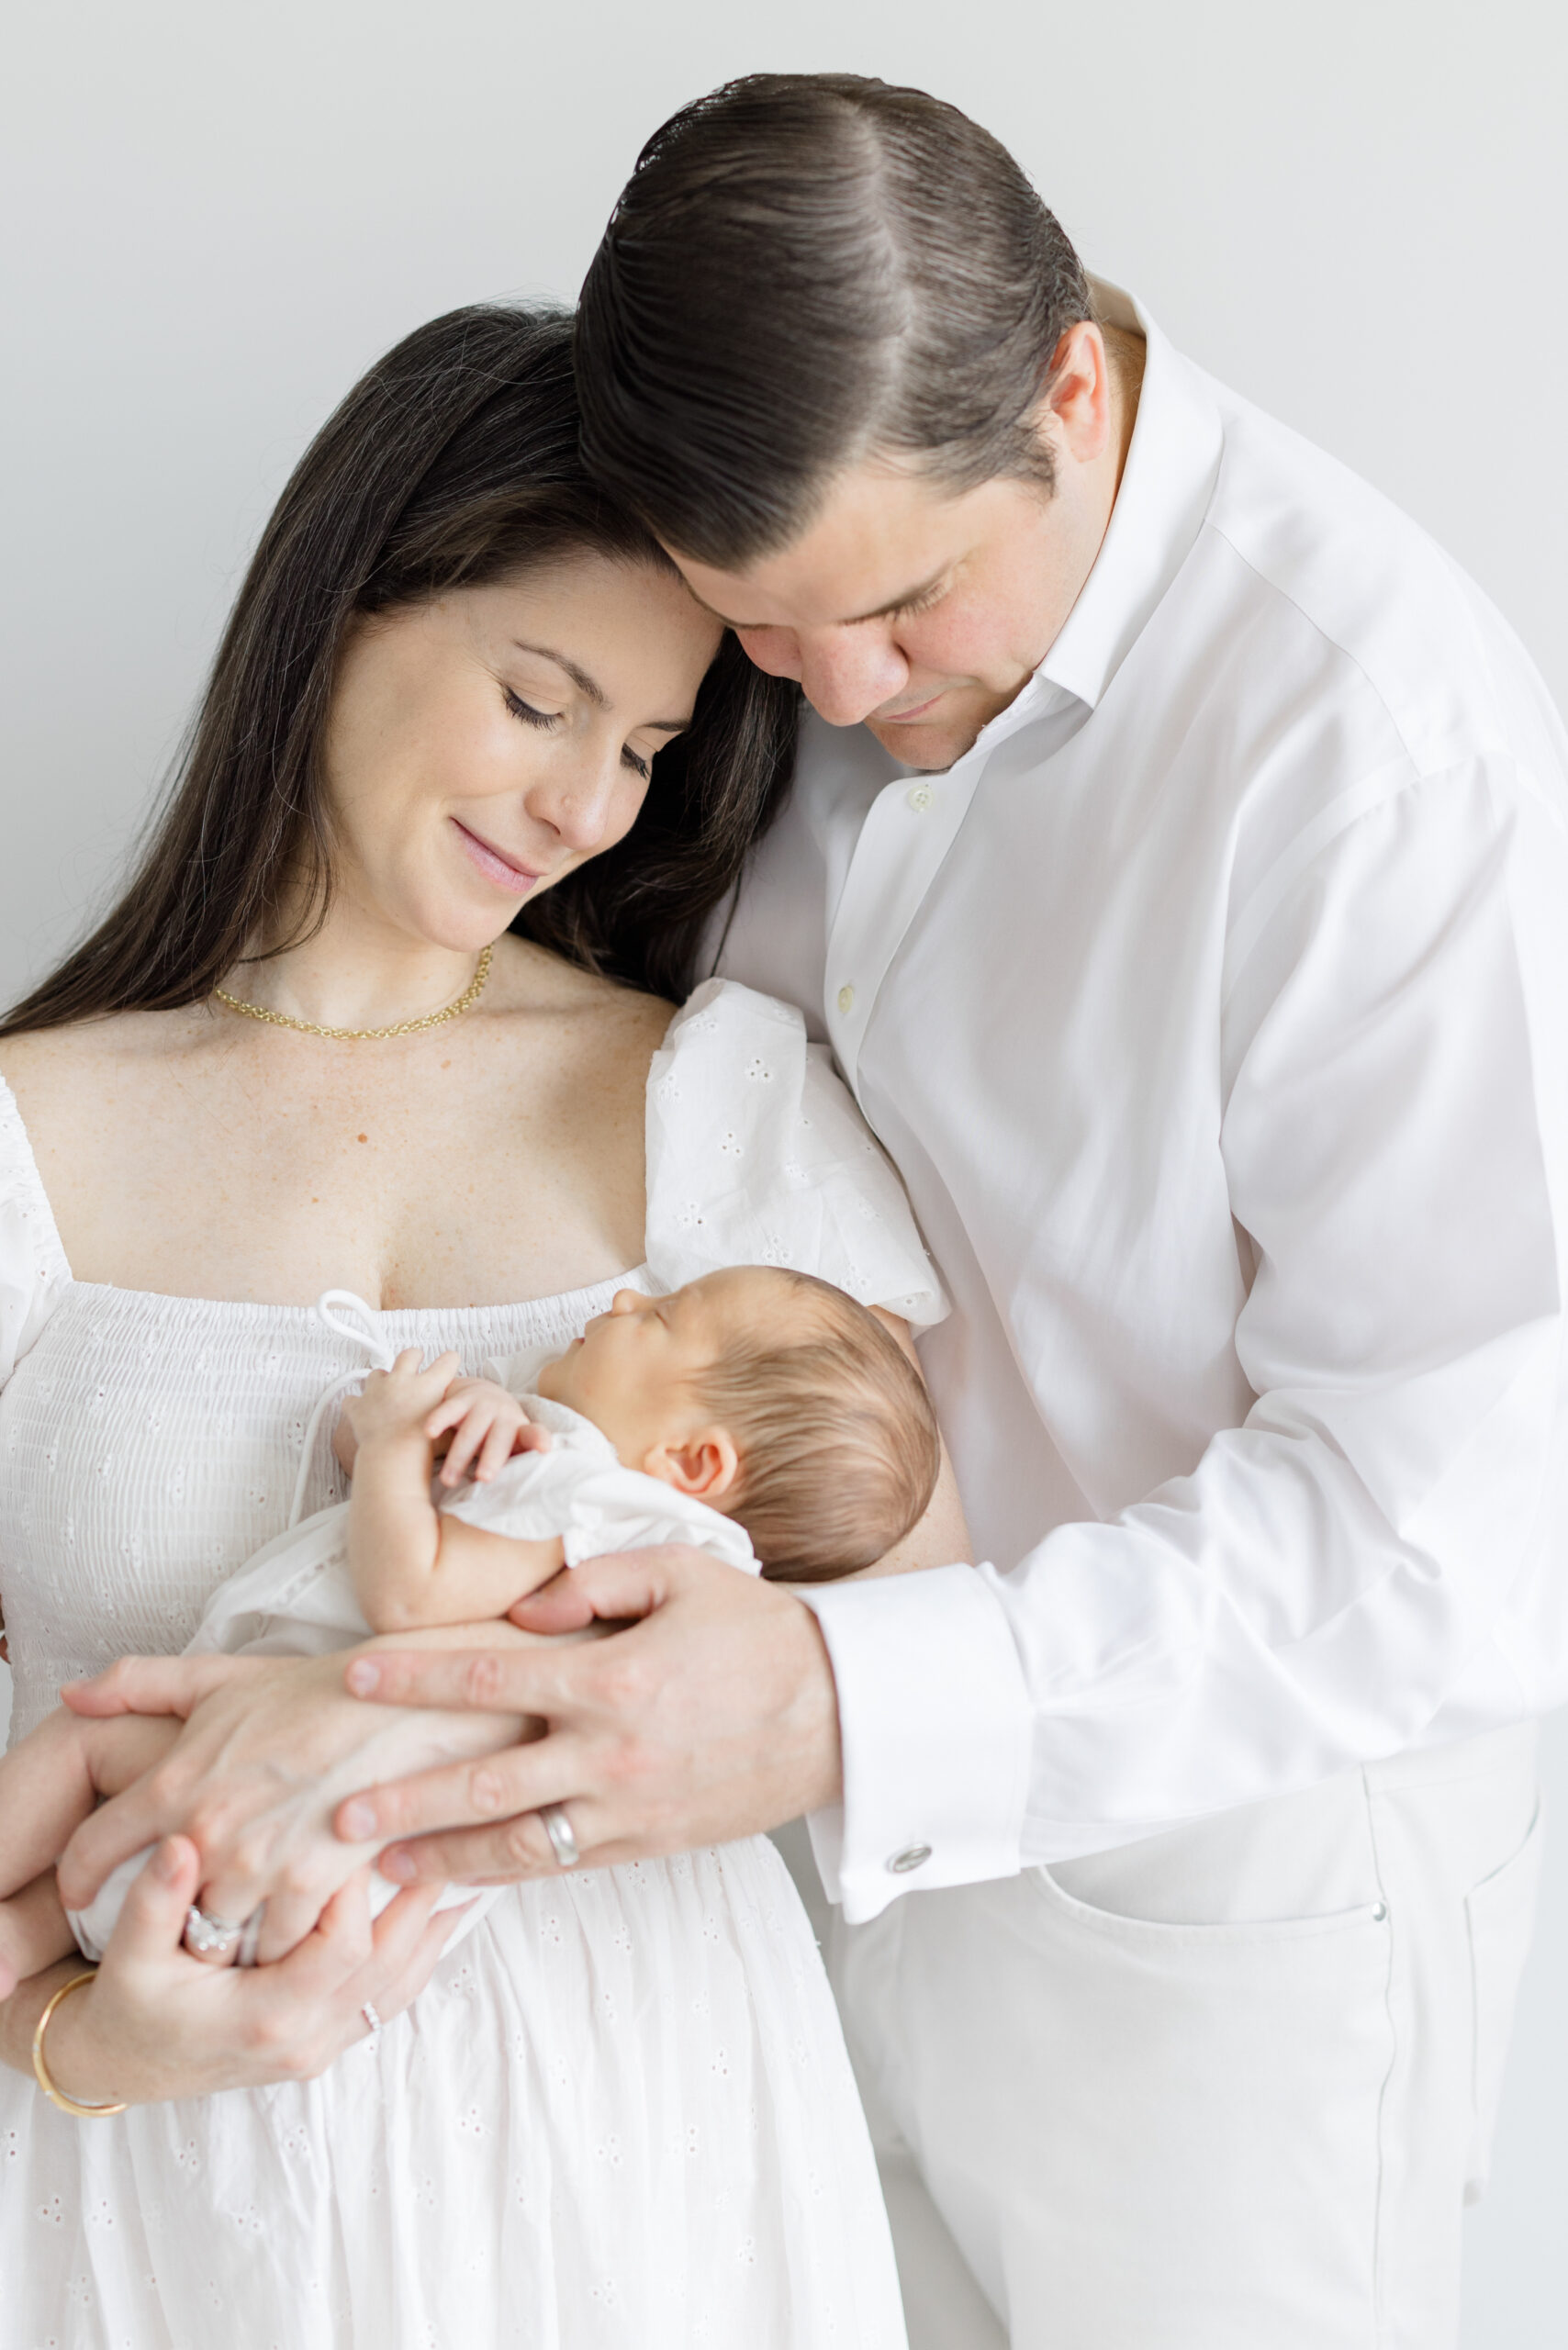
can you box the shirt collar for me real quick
[1033,277,1226,714]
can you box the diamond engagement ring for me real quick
[184,1905,244,1958]
[538,1803,580,1870]
[361,2001,383,2053]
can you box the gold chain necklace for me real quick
[214,943,494,1041]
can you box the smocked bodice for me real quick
[0,977,946,1746]
[0,1273,638,1742]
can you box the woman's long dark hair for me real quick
[1,306,798,1037]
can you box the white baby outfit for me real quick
[0,979,943,2350]
[67,1378,765,1963]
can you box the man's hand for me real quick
[333,1548,844,1884]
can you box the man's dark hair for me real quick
[577,73,1092,567]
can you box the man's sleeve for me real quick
[804,760,1568,1922]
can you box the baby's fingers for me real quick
[392,1348,460,1384]
[475,1415,525,1482]
[436,1407,495,1487]
[423,1391,483,1440]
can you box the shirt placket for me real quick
[822,679,1073,1095]
[823,764,983,1098]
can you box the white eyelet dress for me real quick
[0,980,946,2350]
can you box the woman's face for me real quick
[321,553,722,951]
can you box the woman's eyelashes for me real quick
[502,686,652,781]
[502,686,559,731]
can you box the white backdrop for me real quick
[1,3,1564,2340]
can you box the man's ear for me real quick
[1033,318,1113,467]
[642,1427,741,1503]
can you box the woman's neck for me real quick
[225,894,492,1034]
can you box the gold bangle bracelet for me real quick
[31,1970,128,2118]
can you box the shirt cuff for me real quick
[798,1562,1033,1922]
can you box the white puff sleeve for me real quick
[0,1078,73,1391]
[644,979,947,1328]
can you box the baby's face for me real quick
[535,1269,778,1471]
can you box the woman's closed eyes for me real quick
[502,685,654,779]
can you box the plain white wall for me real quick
[1,2,1563,2339]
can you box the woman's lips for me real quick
[452,818,543,894]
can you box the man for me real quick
[97,73,1565,2346]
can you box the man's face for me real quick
[669,322,1134,772]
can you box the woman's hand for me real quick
[57,1647,526,1959]
[0,1834,454,2106]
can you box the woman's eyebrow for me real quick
[512,640,609,707]
[511,640,690,733]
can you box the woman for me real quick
[0,306,960,2344]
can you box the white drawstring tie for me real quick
[287,1289,400,1528]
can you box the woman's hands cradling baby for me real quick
[334,1351,552,1487]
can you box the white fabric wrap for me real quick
[641,979,946,1327]
[71,1404,758,1961]
[189,1394,757,1668]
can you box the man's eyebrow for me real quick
[511,641,689,733]
[689,568,948,632]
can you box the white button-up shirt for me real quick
[714,282,1568,1924]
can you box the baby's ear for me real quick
[644,1428,740,1503]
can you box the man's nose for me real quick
[795,630,910,728]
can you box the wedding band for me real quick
[538,1802,579,1870]
[184,1905,244,1958]
[361,2001,382,2046]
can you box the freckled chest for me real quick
[25,1004,655,1307]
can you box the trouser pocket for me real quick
[837,1861,1396,2350]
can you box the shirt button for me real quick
[836,984,856,1015]
[906,783,935,812]
[886,1843,932,1874]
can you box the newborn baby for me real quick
[0,1266,939,1992]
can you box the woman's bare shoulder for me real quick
[492,937,677,1055]
[0,1007,214,1115]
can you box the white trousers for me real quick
[813,1724,1543,2350]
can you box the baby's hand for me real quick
[425,1378,552,1488]
[342,1349,463,1460]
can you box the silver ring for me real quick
[538,1802,579,1870]
[184,1905,243,1957]
[361,2000,382,2053]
